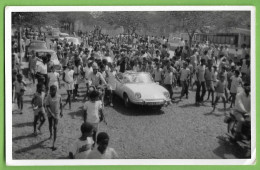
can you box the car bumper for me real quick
[132,99,170,106]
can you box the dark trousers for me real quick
[196,81,206,103]
[164,84,173,99]
[181,80,189,97]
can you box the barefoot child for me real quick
[31,83,46,135]
[14,74,26,114]
[83,90,103,143]
[179,62,190,100]
[205,60,215,106]
[229,70,243,108]
[69,122,94,159]
[63,63,74,110]
[213,74,229,113]
[45,85,63,150]
[47,66,60,92]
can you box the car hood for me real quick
[125,83,168,100]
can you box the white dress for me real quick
[48,72,59,90]
[64,69,74,90]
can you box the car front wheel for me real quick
[154,105,163,111]
[123,94,131,108]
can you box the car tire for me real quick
[154,105,163,111]
[123,93,131,108]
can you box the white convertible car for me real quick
[114,71,170,110]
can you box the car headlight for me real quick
[135,92,142,99]
[163,91,170,98]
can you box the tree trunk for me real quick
[189,35,193,48]
[127,29,130,45]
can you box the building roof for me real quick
[218,27,250,35]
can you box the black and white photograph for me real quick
[6,6,255,165]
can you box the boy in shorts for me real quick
[31,83,46,135]
[14,74,26,114]
[179,62,190,100]
[212,74,228,113]
[205,60,215,106]
[45,85,63,150]
[83,90,103,143]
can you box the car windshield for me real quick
[30,42,46,48]
[68,38,79,44]
[124,73,154,84]
[60,33,69,37]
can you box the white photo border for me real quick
[5,6,256,166]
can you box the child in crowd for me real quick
[48,66,60,92]
[83,90,104,143]
[153,62,163,84]
[31,83,46,135]
[229,70,243,108]
[163,65,174,101]
[73,58,82,100]
[69,122,94,159]
[83,61,93,101]
[13,74,26,114]
[45,85,63,150]
[205,60,215,105]
[86,132,118,159]
[63,63,74,110]
[212,74,228,113]
[179,62,190,100]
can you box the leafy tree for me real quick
[12,12,60,32]
[100,11,148,35]
[166,11,250,47]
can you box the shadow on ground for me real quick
[67,107,84,120]
[13,122,33,128]
[13,133,36,141]
[213,135,251,159]
[15,138,49,154]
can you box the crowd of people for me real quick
[12,25,251,158]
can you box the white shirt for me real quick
[235,91,250,114]
[153,68,162,82]
[36,61,47,74]
[48,72,59,86]
[83,100,102,123]
[86,147,118,159]
[180,68,190,81]
[163,71,173,85]
[88,72,107,87]
[196,65,206,82]
[64,69,74,83]
[230,76,242,94]
[70,137,94,159]
[133,65,140,72]
[83,66,93,79]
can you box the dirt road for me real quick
[12,82,249,159]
